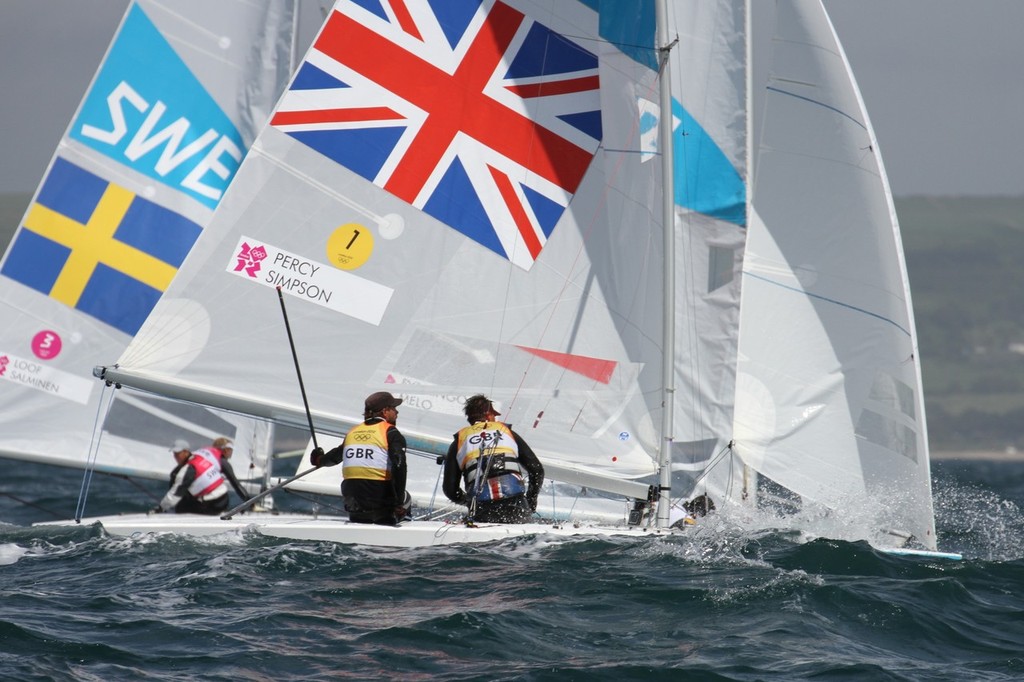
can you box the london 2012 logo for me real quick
[0,355,9,377]
[233,242,268,278]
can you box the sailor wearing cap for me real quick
[310,391,410,525]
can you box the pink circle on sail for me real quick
[31,330,63,360]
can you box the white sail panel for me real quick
[737,0,936,548]
[663,1,748,500]
[0,1,298,481]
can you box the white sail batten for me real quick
[0,0,299,481]
[735,0,936,548]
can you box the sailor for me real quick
[158,438,229,514]
[156,437,251,514]
[209,437,252,505]
[442,394,544,524]
[669,494,716,529]
[165,439,191,488]
[310,391,410,525]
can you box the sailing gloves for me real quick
[310,446,343,467]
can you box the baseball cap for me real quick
[364,391,403,413]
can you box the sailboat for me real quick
[0,1,303,506]
[36,0,957,557]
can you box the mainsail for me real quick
[0,1,300,481]
[103,0,695,496]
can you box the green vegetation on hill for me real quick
[3,191,1023,451]
[898,195,1024,450]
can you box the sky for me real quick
[0,0,1021,198]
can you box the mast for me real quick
[741,0,755,504]
[655,0,675,528]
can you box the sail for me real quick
[735,1,936,548]
[102,0,730,496]
[0,1,298,481]
[662,0,749,504]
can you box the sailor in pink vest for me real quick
[156,437,251,514]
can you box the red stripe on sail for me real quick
[516,346,616,384]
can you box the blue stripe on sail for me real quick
[351,0,389,22]
[743,271,911,337]
[291,62,348,91]
[507,22,599,78]
[640,110,657,136]
[114,199,202,267]
[78,264,163,336]
[767,86,867,130]
[36,158,108,225]
[586,0,657,71]
[287,128,404,182]
[558,110,602,141]
[521,185,562,239]
[673,100,746,227]
[423,156,506,260]
[0,230,70,295]
[430,0,483,50]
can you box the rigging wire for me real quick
[75,382,118,523]
[0,492,67,520]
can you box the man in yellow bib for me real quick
[442,394,544,523]
[311,391,410,525]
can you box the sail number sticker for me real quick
[326,223,373,270]
[227,236,393,325]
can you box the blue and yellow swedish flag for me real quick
[0,157,201,335]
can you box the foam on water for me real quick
[0,543,28,565]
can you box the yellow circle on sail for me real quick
[326,223,373,270]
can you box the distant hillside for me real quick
[898,195,1024,450]
[3,191,1024,451]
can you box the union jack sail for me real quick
[271,0,602,270]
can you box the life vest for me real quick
[342,421,392,481]
[186,447,226,499]
[455,421,525,502]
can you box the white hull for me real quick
[878,547,963,561]
[37,513,669,548]
[36,512,326,538]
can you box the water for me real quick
[2,459,1023,681]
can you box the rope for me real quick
[0,492,67,520]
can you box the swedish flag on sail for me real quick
[0,157,200,335]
